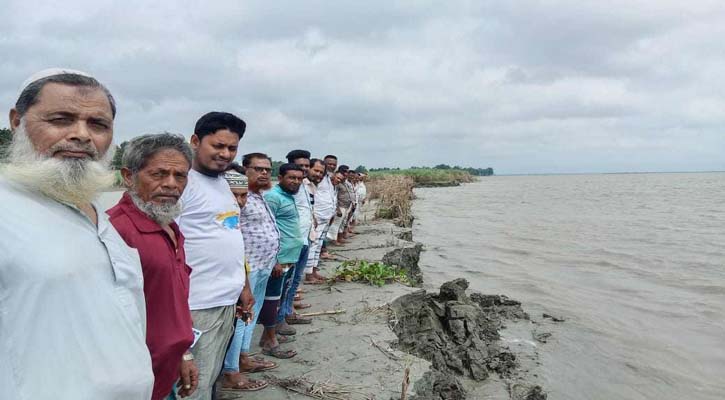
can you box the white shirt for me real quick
[177,169,246,310]
[356,182,367,203]
[0,178,154,400]
[314,173,337,221]
[293,181,314,245]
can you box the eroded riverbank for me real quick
[223,201,549,399]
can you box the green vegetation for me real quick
[368,167,475,187]
[0,127,12,161]
[334,259,410,286]
[111,141,128,170]
[370,164,493,176]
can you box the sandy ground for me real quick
[216,208,431,399]
[98,191,546,399]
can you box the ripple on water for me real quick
[413,173,725,400]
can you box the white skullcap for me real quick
[224,170,248,189]
[16,68,94,102]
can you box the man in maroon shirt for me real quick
[107,133,199,399]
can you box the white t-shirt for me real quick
[177,169,246,310]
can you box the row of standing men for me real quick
[0,68,366,400]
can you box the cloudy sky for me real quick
[1,1,724,174]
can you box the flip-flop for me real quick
[240,359,278,373]
[262,346,297,359]
[277,324,297,336]
[221,378,269,392]
[294,302,312,310]
[304,279,326,285]
[276,334,296,343]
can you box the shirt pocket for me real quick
[99,225,146,332]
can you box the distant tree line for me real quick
[0,127,11,161]
[2,134,492,177]
[369,164,494,176]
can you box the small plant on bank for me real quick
[334,260,410,287]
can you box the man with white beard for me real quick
[107,133,199,400]
[0,69,154,399]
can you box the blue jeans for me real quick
[277,245,309,323]
[222,268,271,372]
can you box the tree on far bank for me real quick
[271,160,284,177]
[0,127,12,162]
[355,165,368,173]
[111,141,128,170]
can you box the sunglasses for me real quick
[250,166,272,174]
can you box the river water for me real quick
[412,173,725,400]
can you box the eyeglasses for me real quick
[250,166,272,174]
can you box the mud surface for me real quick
[409,370,467,400]
[390,278,546,399]
[382,243,424,286]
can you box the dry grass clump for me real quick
[369,168,475,186]
[265,374,373,399]
[367,175,414,225]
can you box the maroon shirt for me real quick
[107,193,194,400]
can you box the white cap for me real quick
[16,68,94,102]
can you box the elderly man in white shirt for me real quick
[0,69,153,399]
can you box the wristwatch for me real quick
[182,352,194,361]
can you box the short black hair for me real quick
[338,165,350,173]
[324,155,337,160]
[194,112,246,141]
[279,163,303,177]
[242,152,271,167]
[286,149,311,163]
[310,158,325,168]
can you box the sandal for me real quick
[304,278,326,285]
[276,334,296,343]
[262,346,297,359]
[221,377,269,392]
[240,359,278,373]
[276,324,297,336]
[294,302,312,310]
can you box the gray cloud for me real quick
[1,0,724,174]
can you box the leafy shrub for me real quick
[333,260,410,286]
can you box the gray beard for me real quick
[129,191,182,226]
[0,121,115,206]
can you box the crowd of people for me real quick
[0,69,369,400]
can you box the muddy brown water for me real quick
[412,173,725,400]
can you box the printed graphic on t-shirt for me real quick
[215,211,240,230]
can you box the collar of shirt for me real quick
[303,178,316,195]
